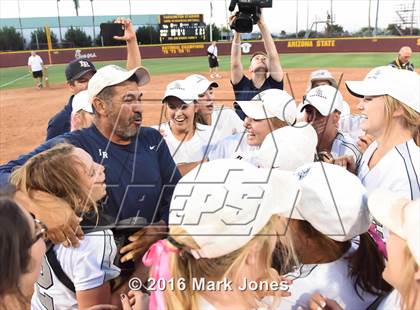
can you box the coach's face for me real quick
[99,80,143,144]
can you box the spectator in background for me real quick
[389,46,415,71]
[230,11,284,120]
[46,18,141,141]
[27,51,44,89]
[207,41,221,79]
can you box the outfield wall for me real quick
[1,36,419,68]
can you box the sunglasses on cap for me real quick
[30,212,48,245]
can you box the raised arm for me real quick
[230,30,244,85]
[257,13,283,82]
[114,17,141,70]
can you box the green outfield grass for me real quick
[1,53,418,90]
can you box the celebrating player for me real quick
[10,144,121,309]
[143,159,297,309]
[277,162,390,309]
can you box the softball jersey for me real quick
[207,106,244,143]
[358,139,419,241]
[358,139,420,200]
[31,230,120,310]
[331,131,362,165]
[207,132,259,163]
[154,122,214,164]
[376,290,401,310]
[279,241,378,310]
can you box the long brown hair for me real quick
[165,215,295,309]
[292,221,392,297]
[0,190,32,310]
[10,143,96,215]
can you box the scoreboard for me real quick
[159,14,206,43]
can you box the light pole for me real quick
[56,0,63,42]
[330,0,333,24]
[17,0,24,39]
[90,0,95,43]
[374,0,380,36]
[295,0,299,38]
[210,0,213,42]
[129,0,132,20]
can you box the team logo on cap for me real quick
[310,88,327,100]
[170,81,186,91]
[79,60,91,68]
[296,167,311,180]
[367,69,381,80]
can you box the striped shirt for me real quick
[331,131,362,167]
[358,139,420,200]
[358,139,420,241]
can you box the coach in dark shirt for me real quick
[230,11,284,119]
[0,65,181,262]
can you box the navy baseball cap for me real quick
[65,58,96,81]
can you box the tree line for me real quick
[1,23,418,51]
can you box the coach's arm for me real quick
[0,137,62,185]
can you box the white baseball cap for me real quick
[306,69,338,93]
[168,159,301,259]
[185,74,218,96]
[162,79,198,104]
[72,90,93,113]
[256,123,317,171]
[345,66,420,113]
[236,89,297,124]
[301,85,345,116]
[88,65,150,103]
[368,190,420,265]
[279,162,370,242]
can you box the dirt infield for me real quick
[0,68,369,163]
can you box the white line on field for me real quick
[0,73,31,88]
